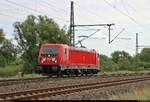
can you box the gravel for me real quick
[44,80,150,100]
[0,74,150,100]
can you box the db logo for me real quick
[47,58,52,61]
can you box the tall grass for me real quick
[108,87,150,100]
[0,64,22,78]
[0,64,46,80]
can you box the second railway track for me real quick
[1,75,150,100]
[0,72,149,87]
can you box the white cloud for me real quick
[0,0,150,56]
[92,31,108,40]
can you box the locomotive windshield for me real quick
[41,47,60,57]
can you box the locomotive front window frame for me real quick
[64,48,67,54]
[41,47,60,57]
[97,53,99,57]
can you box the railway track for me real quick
[0,72,149,87]
[0,77,50,87]
[1,75,150,100]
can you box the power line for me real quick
[69,2,98,23]
[138,45,150,48]
[0,2,32,17]
[0,12,16,19]
[74,2,105,21]
[2,7,33,17]
[42,0,67,13]
[0,12,26,21]
[43,0,68,10]
[121,0,130,15]
[74,8,97,23]
[74,24,114,27]
[39,0,69,22]
[5,0,40,14]
[103,0,150,31]
[5,0,69,24]
[123,0,150,21]
[75,28,101,31]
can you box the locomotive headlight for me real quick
[40,58,43,63]
[43,58,46,61]
[40,58,46,63]
[54,58,58,63]
[52,58,58,63]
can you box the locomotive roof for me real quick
[69,46,96,53]
[41,44,97,53]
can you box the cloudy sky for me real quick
[0,0,150,57]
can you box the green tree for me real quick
[111,51,131,63]
[118,58,131,70]
[138,48,150,69]
[0,53,6,67]
[100,54,109,62]
[101,60,119,72]
[0,29,5,44]
[14,15,69,73]
[0,39,16,64]
[139,48,150,63]
[0,28,6,67]
[138,61,150,70]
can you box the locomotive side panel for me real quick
[84,52,97,66]
[69,49,83,66]
[69,49,98,67]
[88,52,95,65]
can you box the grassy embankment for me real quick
[98,70,150,75]
[106,87,150,100]
[1,64,150,80]
[0,64,45,80]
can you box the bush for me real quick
[128,64,136,71]
[14,57,24,65]
[22,62,34,74]
[0,64,22,77]
[0,54,6,67]
[101,60,119,72]
[118,58,131,71]
[138,61,150,69]
[137,67,145,71]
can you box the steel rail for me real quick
[1,72,150,87]
[0,77,51,87]
[0,75,150,100]
[0,73,149,87]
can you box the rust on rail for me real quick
[0,75,150,100]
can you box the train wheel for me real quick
[76,70,82,77]
[57,71,62,77]
[78,70,83,77]
[85,72,88,76]
[81,70,84,76]
[67,73,71,77]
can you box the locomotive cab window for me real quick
[41,47,60,57]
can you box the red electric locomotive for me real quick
[36,44,100,76]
